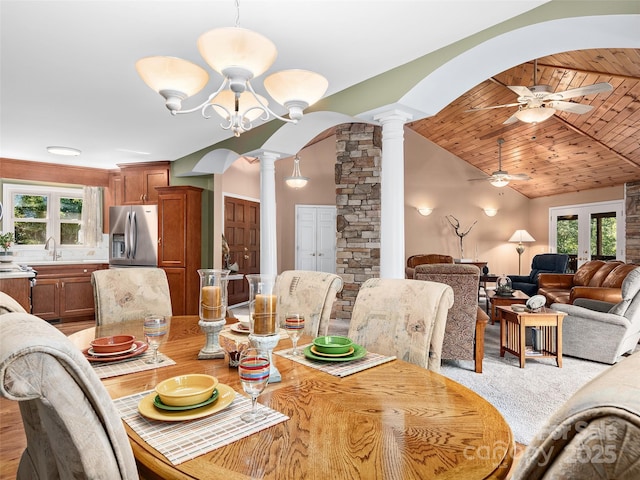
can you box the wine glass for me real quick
[143,315,170,364]
[238,348,270,422]
[284,313,305,356]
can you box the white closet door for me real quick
[295,205,336,273]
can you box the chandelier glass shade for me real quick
[285,155,309,189]
[135,17,328,137]
[514,105,556,124]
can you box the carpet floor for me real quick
[440,321,618,445]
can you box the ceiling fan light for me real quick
[210,90,269,122]
[135,56,209,98]
[514,106,556,124]
[490,178,509,188]
[197,27,277,79]
[264,69,328,116]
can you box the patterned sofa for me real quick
[538,260,639,306]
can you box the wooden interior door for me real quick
[224,196,260,305]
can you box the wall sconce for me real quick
[483,208,498,217]
[417,207,433,216]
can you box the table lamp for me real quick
[509,230,535,275]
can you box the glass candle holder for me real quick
[246,274,278,336]
[198,269,230,321]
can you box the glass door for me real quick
[549,200,624,273]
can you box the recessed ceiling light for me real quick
[47,146,81,156]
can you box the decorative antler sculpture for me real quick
[446,215,477,259]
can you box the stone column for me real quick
[374,109,413,279]
[259,151,280,276]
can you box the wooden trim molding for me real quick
[0,158,111,187]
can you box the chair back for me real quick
[609,267,640,322]
[512,351,640,480]
[413,263,480,362]
[529,253,569,281]
[274,270,343,337]
[406,254,454,268]
[0,312,138,479]
[0,291,28,314]
[91,267,172,325]
[347,278,453,372]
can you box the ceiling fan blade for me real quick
[507,85,535,97]
[547,101,594,114]
[464,102,522,112]
[505,173,531,181]
[543,82,613,101]
[502,113,520,125]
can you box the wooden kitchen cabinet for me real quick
[0,276,33,312]
[31,263,108,322]
[118,161,170,205]
[157,186,202,316]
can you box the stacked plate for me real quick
[304,336,367,362]
[138,374,235,421]
[82,336,148,362]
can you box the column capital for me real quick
[373,109,413,125]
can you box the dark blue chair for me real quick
[508,253,569,296]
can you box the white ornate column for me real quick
[374,110,413,279]
[259,151,280,277]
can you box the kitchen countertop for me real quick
[0,268,36,279]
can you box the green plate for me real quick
[153,388,219,411]
[303,344,367,362]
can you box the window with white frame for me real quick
[2,184,84,248]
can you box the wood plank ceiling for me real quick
[408,48,640,199]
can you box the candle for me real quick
[201,286,222,320]
[253,294,277,334]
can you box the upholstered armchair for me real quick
[348,278,454,372]
[550,267,640,364]
[0,312,139,479]
[91,267,172,325]
[508,253,569,297]
[511,351,640,479]
[0,291,27,314]
[274,270,343,337]
[413,263,488,373]
[405,253,454,278]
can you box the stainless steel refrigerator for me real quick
[109,205,158,266]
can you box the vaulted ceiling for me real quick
[408,48,640,199]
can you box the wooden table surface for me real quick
[69,316,514,480]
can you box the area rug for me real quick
[440,322,613,445]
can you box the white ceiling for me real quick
[0,0,549,170]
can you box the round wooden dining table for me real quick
[70,315,514,480]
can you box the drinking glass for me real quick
[284,313,305,356]
[238,348,270,422]
[143,315,170,364]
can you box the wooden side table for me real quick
[487,289,529,324]
[497,306,565,368]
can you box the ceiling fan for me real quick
[466,60,613,125]
[469,138,530,187]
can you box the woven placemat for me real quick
[113,389,289,465]
[91,352,175,379]
[275,344,396,377]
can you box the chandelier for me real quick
[285,155,309,189]
[135,1,328,137]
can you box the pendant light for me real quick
[285,155,309,189]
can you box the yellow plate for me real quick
[138,383,235,422]
[310,345,355,357]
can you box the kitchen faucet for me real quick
[44,236,61,261]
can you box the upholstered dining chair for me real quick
[0,290,28,314]
[91,267,172,325]
[348,278,454,372]
[511,351,640,479]
[0,312,139,479]
[274,270,343,337]
[405,253,454,278]
[413,263,488,373]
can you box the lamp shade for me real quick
[135,56,209,97]
[264,69,329,109]
[514,106,556,124]
[509,230,535,243]
[210,90,269,122]
[197,27,277,78]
